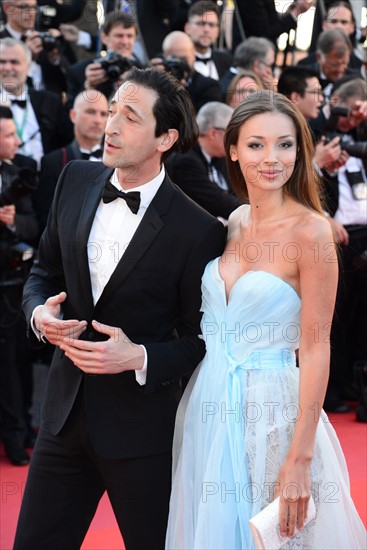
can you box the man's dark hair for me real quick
[121,67,199,162]
[0,105,13,120]
[278,66,320,98]
[187,0,220,19]
[326,1,355,23]
[102,11,138,35]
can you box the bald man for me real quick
[153,31,221,112]
[34,90,109,232]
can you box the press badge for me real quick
[346,170,367,201]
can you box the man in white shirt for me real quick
[14,67,226,549]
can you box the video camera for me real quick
[325,106,367,159]
[162,56,191,82]
[94,52,132,82]
[0,167,38,281]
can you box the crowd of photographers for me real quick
[0,0,366,465]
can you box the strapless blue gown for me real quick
[166,258,366,549]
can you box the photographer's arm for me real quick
[84,63,109,89]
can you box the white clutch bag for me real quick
[249,496,316,550]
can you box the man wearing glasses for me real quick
[184,0,232,81]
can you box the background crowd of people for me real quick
[0,0,366,469]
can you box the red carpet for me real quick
[1,412,366,550]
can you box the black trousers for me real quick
[327,225,367,404]
[0,285,30,448]
[14,385,172,550]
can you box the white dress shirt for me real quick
[334,157,367,226]
[0,86,44,168]
[88,165,166,384]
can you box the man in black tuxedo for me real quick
[35,90,108,233]
[166,100,242,220]
[0,37,72,166]
[0,105,39,466]
[184,0,232,81]
[14,68,226,550]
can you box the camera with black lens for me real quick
[162,56,191,82]
[0,167,38,284]
[94,52,132,82]
[325,106,367,159]
[38,31,62,52]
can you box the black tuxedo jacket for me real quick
[26,89,73,153]
[35,139,83,233]
[232,0,297,49]
[211,49,233,80]
[23,161,226,459]
[187,71,222,112]
[166,143,242,219]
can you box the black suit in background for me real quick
[35,139,83,233]
[210,49,233,79]
[232,0,297,49]
[0,156,39,459]
[166,142,243,219]
[18,90,73,155]
[186,70,221,112]
[137,0,179,58]
[15,160,226,549]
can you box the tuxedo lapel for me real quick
[74,165,113,317]
[94,176,174,309]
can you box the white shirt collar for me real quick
[5,24,22,40]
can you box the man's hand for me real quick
[25,31,43,58]
[34,292,87,346]
[314,135,349,172]
[59,24,80,43]
[85,63,108,89]
[59,319,145,375]
[288,0,315,18]
[328,217,349,245]
[0,204,15,226]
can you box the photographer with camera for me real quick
[151,30,221,113]
[67,11,145,104]
[0,0,73,98]
[0,105,39,465]
[311,77,367,413]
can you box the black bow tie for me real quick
[11,99,27,108]
[102,180,141,214]
[195,55,212,64]
[81,148,103,160]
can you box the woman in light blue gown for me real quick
[166,91,366,549]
